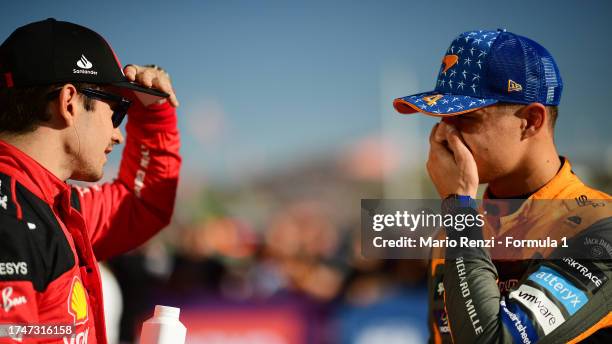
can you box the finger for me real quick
[428,123,438,144]
[446,125,472,163]
[429,123,452,160]
[165,82,179,107]
[149,75,179,107]
[136,69,156,88]
[429,139,452,161]
[123,64,139,81]
[445,124,468,151]
[168,90,180,107]
[134,67,179,107]
[150,76,162,91]
[433,121,448,144]
[429,123,444,145]
[429,124,453,161]
[152,75,172,94]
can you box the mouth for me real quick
[104,148,113,155]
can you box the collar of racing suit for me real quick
[482,157,579,236]
[483,156,573,201]
[0,139,72,212]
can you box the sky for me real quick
[2,0,611,185]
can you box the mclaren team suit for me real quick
[0,100,181,343]
[429,158,612,343]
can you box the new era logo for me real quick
[508,79,522,92]
[76,55,93,69]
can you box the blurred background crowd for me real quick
[104,146,437,343]
[3,1,612,343]
[102,143,612,343]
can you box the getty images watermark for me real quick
[361,199,612,260]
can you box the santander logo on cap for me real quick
[73,54,98,75]
[76,54,92,69]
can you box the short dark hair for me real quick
[547,106,558,129]
[0,83,98,134]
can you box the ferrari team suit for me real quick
[0,100,181,344]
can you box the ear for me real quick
[52,84,80,128]
[516,102,547,140]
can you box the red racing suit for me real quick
[0,100,181,343]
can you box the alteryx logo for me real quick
[528,266,588,315]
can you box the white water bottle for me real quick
[139,305,187,344]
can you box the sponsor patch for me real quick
[0,262,28,277]
[434,309,450,334]
[575,195,606,208]
[508,79,523,92]
[67,277,88,325]
[442,55,459,74]
[498,278,519,294]
[63,328,89,344]
[432,270,445,302]
[134,145,150,198]
[509,284,565,335]
[76,54,93,69]
[0,173,18,217]
[583,236,612,258]
[528,266,588,315]
[2,287,27,313]
[500,299,539,344]
[0,180,8,210]
[557,258,607,294]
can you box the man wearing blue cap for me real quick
[394,30,612,343]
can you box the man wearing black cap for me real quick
[394,30,611,343]
[0,19,181,343]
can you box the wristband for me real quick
[442,194,477,214]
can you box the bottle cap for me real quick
[154,305,180,319]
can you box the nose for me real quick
[111,127,124,145]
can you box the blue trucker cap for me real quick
[393,29,563,116]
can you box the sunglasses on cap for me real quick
[47,87,132,128]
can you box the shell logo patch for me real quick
[68,277,88,325]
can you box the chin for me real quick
[83,174,104,182]
[71,168,104,182]
[477,169,497,184]
[474,157,501,185]
[89,169,105,182]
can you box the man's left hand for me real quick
[426,121,479,198]
[124,64,179,107]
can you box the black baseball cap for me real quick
[0,18,168,99]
